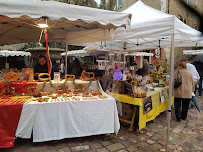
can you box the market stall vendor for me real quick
[141,59,150,77]
[34,55,48,80]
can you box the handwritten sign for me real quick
[160,89,165,103]
[143,96,152,114]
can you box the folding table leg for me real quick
[129,105,137,131]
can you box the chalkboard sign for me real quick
[143,96,152,114]
[125,82,134,98]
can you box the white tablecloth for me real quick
[16,93,120,142]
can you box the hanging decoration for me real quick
[38,17,51,74]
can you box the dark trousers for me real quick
[199,77,202,97]
[195,76,202,97]
[174,97,190,119]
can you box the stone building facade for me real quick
[115,0,203,65]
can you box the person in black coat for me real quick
[34,55,48,80]
[70,58,82,77]
[193,61,203,97]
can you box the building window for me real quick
[118,0,122,8]
[195,0,198,7]
[115,0,122,10]
[187,0,190,5]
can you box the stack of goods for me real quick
[133,89,146,98]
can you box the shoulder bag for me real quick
[174,71,182,88]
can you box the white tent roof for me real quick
[0,50,31,56]
[126,52,154,56]
[183,50,203,55]
[0,0,131,45]
[61,50,92,57]
[77,1,203,51]
[61,49,110,56]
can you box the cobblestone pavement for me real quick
[1,97,202,152]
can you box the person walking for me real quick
[174,61,194,121]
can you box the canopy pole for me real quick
[5,55,7,64]
[123,42,126,67]
[166,34,175,152]
[65,44,68,75]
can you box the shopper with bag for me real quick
[174,61,194,121]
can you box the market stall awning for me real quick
[0,50,31,57]
[183,50,203,55]
[0,0,131,45]
[61,50,92,57]
[77,1,203,50]
[126,52,154,56]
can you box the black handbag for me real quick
[174,71,182,88]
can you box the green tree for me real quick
[54,0,98,8]
[100,0,116,11]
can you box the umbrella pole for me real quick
[65,44,68,75]
[166,34,175,152]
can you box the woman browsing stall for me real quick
[174,61,194,121]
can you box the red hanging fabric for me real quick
[44,31,50,74]
[0,104,23,148]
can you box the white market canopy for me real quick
[61,50,92,57]
[0,0,131,45]
[126,52,154,56]
[0,50,31,57]
[183,50,203,55]
[77,0,203,51]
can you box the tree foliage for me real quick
[53,0,117,10]
[54,0,98,8]
[100,0,116,11]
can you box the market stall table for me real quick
[111,87,174,130]
[0,80,120,147]
[16,93,119,142]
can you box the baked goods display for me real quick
[0,96,31,104]
[80,70,95,81]
[134,89,146,98]
[0,77,109,104]
[65,74,75,81]
[38,73,51,82]
[4,72,20,81]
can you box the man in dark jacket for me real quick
[70,58,82,77]
[34,55,48,80]
[193,61,203,97]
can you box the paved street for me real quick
[1,97,202,152]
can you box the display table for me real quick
[111,87,174,130]
[0,80,120,147]
[15,93,119,142]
